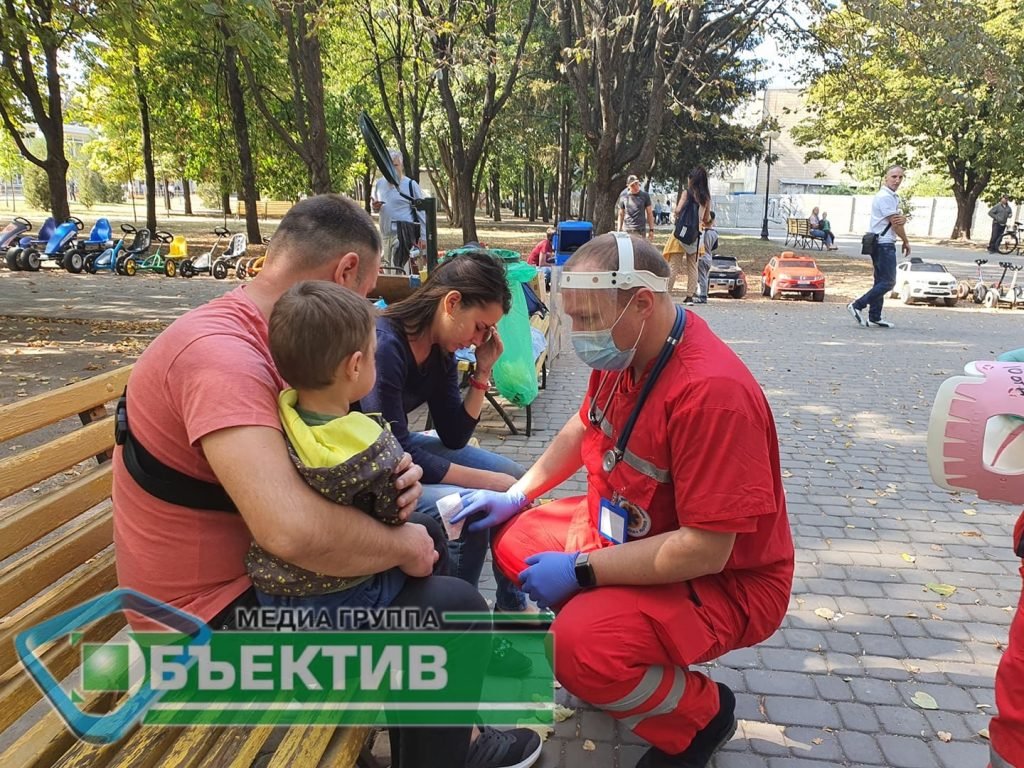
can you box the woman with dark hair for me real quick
[671,166,713,303]
[362,250,533,626]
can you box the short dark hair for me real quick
[269,281,375,389]
[266,194,381,275]
[384,250,511,337]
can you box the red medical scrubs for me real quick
[494,311,794,755]
[990,512,1024,768]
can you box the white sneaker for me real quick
[847,302,867,327]
[868,319,894,328]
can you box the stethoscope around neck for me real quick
[589,304,687,474]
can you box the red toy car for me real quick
[761,252,826,302]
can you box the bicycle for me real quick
[997,221,1023,255]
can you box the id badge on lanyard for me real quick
[599,498,628,544]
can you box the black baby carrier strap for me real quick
[116,389,238,513]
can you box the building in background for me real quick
[712,89,857,196]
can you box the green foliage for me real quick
[798,0,1024,237]
[22,162,49,209]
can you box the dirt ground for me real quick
[0,223,874,405]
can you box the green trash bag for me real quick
[494,260,539,407]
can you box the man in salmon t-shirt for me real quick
[113,194,546,768]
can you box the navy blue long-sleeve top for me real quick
[359,316,479,484]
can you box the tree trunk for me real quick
[222,25,262,243]
[221,188,232,216]
[134,62,158,233]
[44,157,70,222]
[557,102,571,222]
[362,166,372,213]
[538,172,550,222]
[490,167,501,222]
[949,160,989,240]
[525,165,535,222]
[182,177,193,214]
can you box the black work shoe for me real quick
[634,683,737,768]
[487,636,533,678]
[465,725,542,768]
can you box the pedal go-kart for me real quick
[136,231,179,276]
[15,217,84,272]
[1,217,33,269]
[85,224,151,276]
[66,218,114,273]
[236,236,270,280]
[6,217,55,271]
[180,227,247,279]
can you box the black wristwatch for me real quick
[574,552,597,589]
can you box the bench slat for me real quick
[266,725,334,767]
[0,507,113,617]
[0,367,130,443]
[0,611,122,733]
[0,416,115,499]
[0,463,112,561]
[319,726,373,767]
[151,727,225,768]
[202,727,274,768]
[53,724,182,768]
[0,549,117,674]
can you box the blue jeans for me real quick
[408,432,528,611]
[854,242,897,322]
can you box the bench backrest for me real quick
[0,366,132,737]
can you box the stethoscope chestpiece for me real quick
[602,449,620,474]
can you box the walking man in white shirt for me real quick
[371,149,427,273]
[848,165,911,329]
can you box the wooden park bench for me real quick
[0,367,377,768]
[237,200,294,221]
[784,217,825,250]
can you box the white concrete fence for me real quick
[713,193,1006,239]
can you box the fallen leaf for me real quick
[814,608,836,620]
[963,509,977,516]
[866,499,878,506]
[926,584,957,598]
[977,704,992,710]
[811,737,823,745]
[937,731,952,742]
[553,705,576,723]
[582,740,596,751]
[961,531,982,537]
[522,724,553,741]
[911,691,939,710]
[902,553,916,563]
[978,728,990,740]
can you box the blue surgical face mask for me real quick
[570,296,643,370]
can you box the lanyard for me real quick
[589,305,686,474]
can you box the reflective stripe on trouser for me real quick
[990,547,1024,768]
[548,585,724,754]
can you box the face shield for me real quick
[559,233,670,370]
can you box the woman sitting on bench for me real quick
[361,250,534,626]
[808,207,837,250]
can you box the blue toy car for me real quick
[6,217,55,271]
[16,217,84,272]
[1,217,33,270]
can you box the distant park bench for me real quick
[785,218,825,250]
[237,200,295,221]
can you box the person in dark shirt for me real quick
[362,250,531,617]
[617,175,655,239]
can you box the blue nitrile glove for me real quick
[450,488,527,532]
[518,551,581,610]
[998,348,1024,363]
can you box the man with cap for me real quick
[617,176,655,240]
[452,233,794,768]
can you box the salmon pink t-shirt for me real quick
[112,287,284,621]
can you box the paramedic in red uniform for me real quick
[452,232,794,768]
[989,347,1024,768]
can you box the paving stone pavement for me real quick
[469,296,1022,768]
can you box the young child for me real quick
[246,280,430,609]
